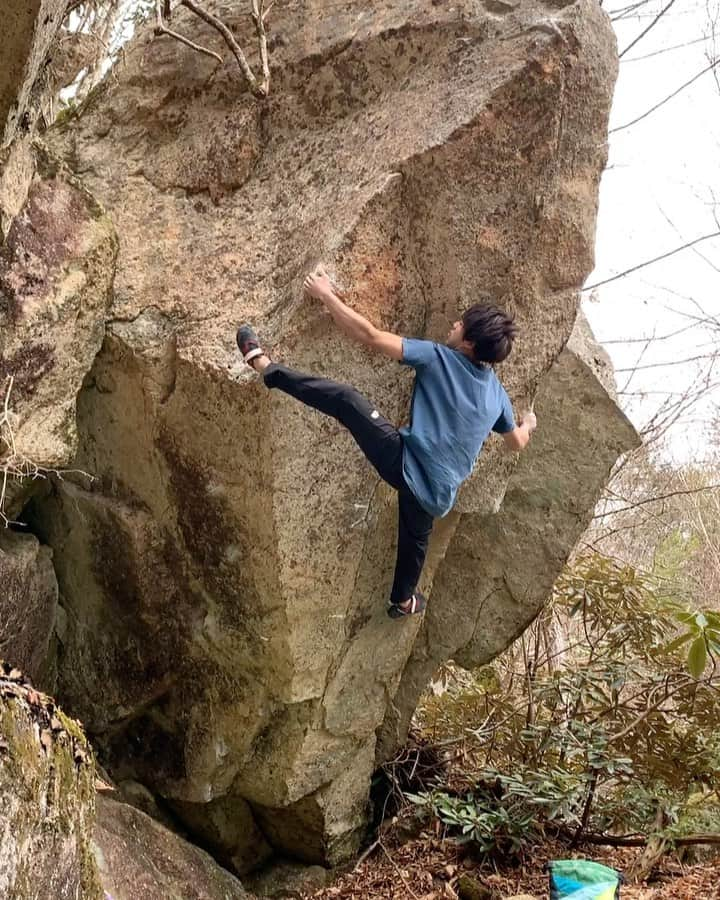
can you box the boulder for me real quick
[1,4,117,520]
[0,663,102,899]
[94,793,251,900]
[9,0,637,871]
[245,859,331,898]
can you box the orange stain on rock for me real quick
[346,247,403,330]
[476,225,505,251]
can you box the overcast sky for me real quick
[584,0,720,462]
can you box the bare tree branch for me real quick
[583,230,720,290]
[615,353,714,373]
[623,34,710,62]
[579,830,720,848]
[250,0,270,95]
[180,0,267,97]
[154,0,223,64]
[609,0,655,22]
[594,484,720,519]
[619,0,679,58]
[603,321,702,344]
[152,0,271,97]
[610,57,720,133]
[1,376,94,527]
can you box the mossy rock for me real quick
[0,663,102,899]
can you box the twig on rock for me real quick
[251,0,271,95]
[153,0,272,96]
[181,0,269,97]
[0,376,94,526]
[154,0,223,64]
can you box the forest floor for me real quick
[306,829,720,900]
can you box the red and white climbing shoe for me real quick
[236,324,266,367]
[387,592,427,620]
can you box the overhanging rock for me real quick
[26,0,637,869]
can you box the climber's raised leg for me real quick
[237,324,432,617]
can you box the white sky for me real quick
[584,0,720,462]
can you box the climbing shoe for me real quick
[236,324,265,366]
[387,592,427,619]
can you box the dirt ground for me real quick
[307,830,720,900]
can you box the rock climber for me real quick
[237,266,537,620]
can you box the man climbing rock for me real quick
[237,267,536,620]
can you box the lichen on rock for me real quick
[0,662,102,900]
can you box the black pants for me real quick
[263,363,434,605]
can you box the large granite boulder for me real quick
[0,0,637,872]
[0,663,102,899]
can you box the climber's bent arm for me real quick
[313,282,403,361]
[502,418,535,452]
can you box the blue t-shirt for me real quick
[399,338,515,518]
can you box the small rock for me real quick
[245,860,331,898]
[457,873,500,900]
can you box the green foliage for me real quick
[664,608,720,677]
[410,552,720,858]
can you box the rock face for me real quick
[0,664,102,900]
[0,0,117,526]
[0,664,250,900]
[1,0,636,874]
[0,530,58,686]
[0,157,117,498]
[0,0,68,238]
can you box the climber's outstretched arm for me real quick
[304,268,403,361]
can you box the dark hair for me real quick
[461,304,518,364]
